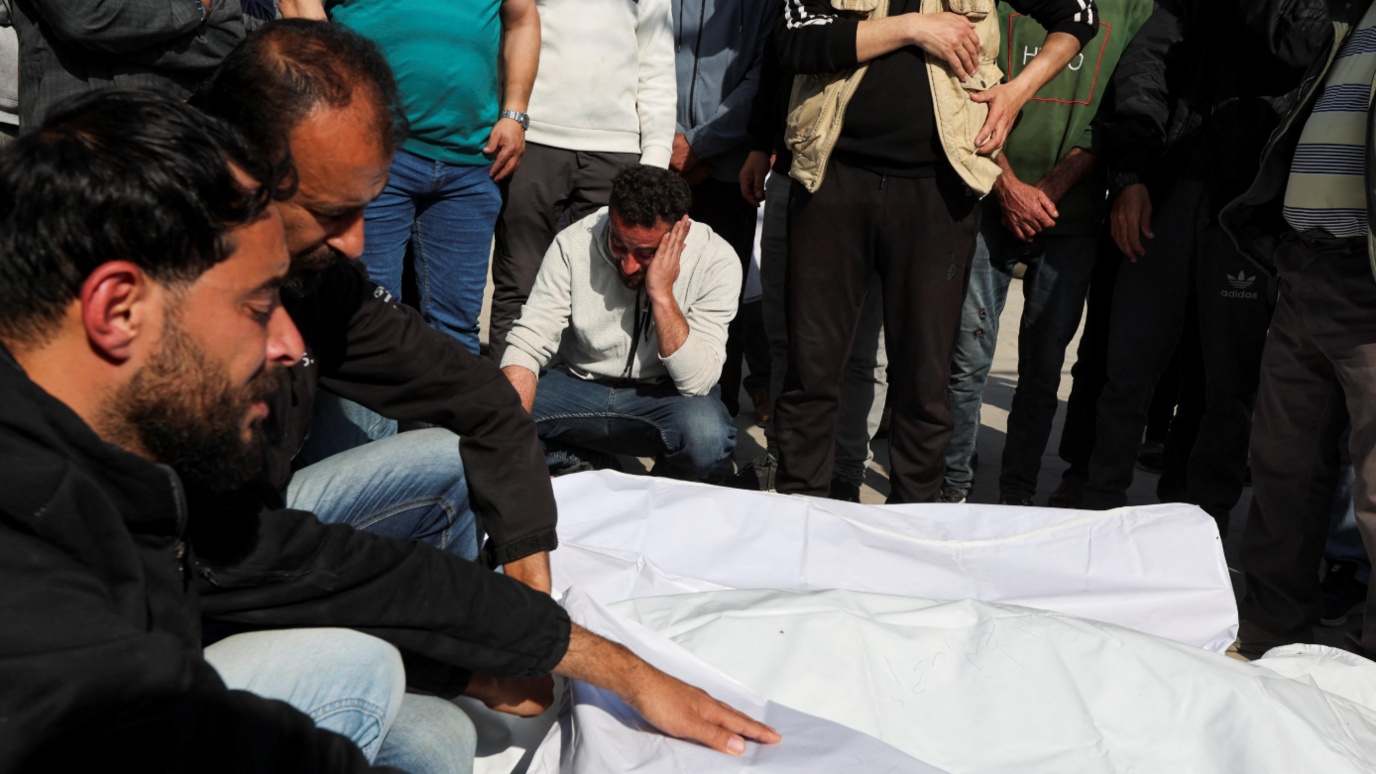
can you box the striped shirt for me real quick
[1283,5,1376,237]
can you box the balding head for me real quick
[193,19,406,164]
[192,20,401,287]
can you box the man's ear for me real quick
[80,261,155,364]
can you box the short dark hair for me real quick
[190,19,407,164]
[0,89,289,346]
[609,164,693,228]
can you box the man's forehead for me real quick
[288,103,390,207]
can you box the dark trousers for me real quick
[490,142,638,363]
[1058,232,1120,474]
[1241,234,1376,650]
[777,161,978,503]
[1083,180,1273,525]
[689,178,764,413]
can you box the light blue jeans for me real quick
[944,218,1098,496]
[205,628,477,773]
[288,393,481,561]
[360,149,500,355]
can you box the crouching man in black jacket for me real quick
[0,90,779,772]
[189,21,556,589]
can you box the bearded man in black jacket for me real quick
[0,89,779,773]
[189,20,557,591]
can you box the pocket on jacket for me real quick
[942,0,994,19]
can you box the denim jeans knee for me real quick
[657,390,736,480]
[374,694,478,774]
[205,628,407,763]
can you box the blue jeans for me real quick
[945,216,1098,496]
[361,149,500,354]
[532,368,736,481]
[206,628,476,774]
[287,406,481,561]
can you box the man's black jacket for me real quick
[1094,0,1331,205]
[0,347,571,772]
[262,258,557,566]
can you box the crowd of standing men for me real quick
[0,0,1374,771]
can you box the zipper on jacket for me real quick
[686,0,708,126]
[879,174,887,191]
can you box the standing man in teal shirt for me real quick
[288,0,540,355]
[941,0,1153,506]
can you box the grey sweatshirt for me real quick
[500,209,741,397]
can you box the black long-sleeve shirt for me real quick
[775,0,1101,177]
[262,258,558,567]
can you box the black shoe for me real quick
[937,487,968,504]
[725,454,778,491]
[1047,470,1086,509]
[1321,560,1369,627]
[999,491,1034,507]
[1136,440,1166,475]
[828,477,861,503]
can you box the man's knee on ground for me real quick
[662,395,736,478]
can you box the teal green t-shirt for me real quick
[997,0,1153,235]
[332,0,500,166]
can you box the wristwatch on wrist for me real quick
[1110,171,1142,195]
[500,110,530,131]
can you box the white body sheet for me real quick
[471,473,1376,773]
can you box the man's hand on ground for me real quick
[504,551,552,594]
[502,365,539,413]
[484,117,527,181]
[646,216,690,304]
[995,169,1057,241]
[555,624,782,755]
[739,150,771,206]
[464,672,554,717]
[1111,183,1154,261]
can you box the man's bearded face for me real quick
[112,308,285,492]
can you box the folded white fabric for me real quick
[550,471,1238,650]
[532,588,1376,773]
[474,472,1250,773]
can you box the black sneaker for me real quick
[999,491,1034,507]
[828,477,861,503]
[1321,560,1369,627]
[937,487,968,504]
[1136,440,1166,475]
[725,454,778,492]
[1047,470,1086,509]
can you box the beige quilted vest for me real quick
[785,0,1004,196]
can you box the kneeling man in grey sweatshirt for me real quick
[500,165,742,480]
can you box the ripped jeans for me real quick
[531,368,736,481]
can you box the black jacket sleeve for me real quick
[1005,0,1102,48]
[1095,0,1178,178]
[0,521,390,774]
[775,0,860,75]
[193,487,571,697]
[316,261,557,567]
[747,26,784,153]
[1239,0,1334,72]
